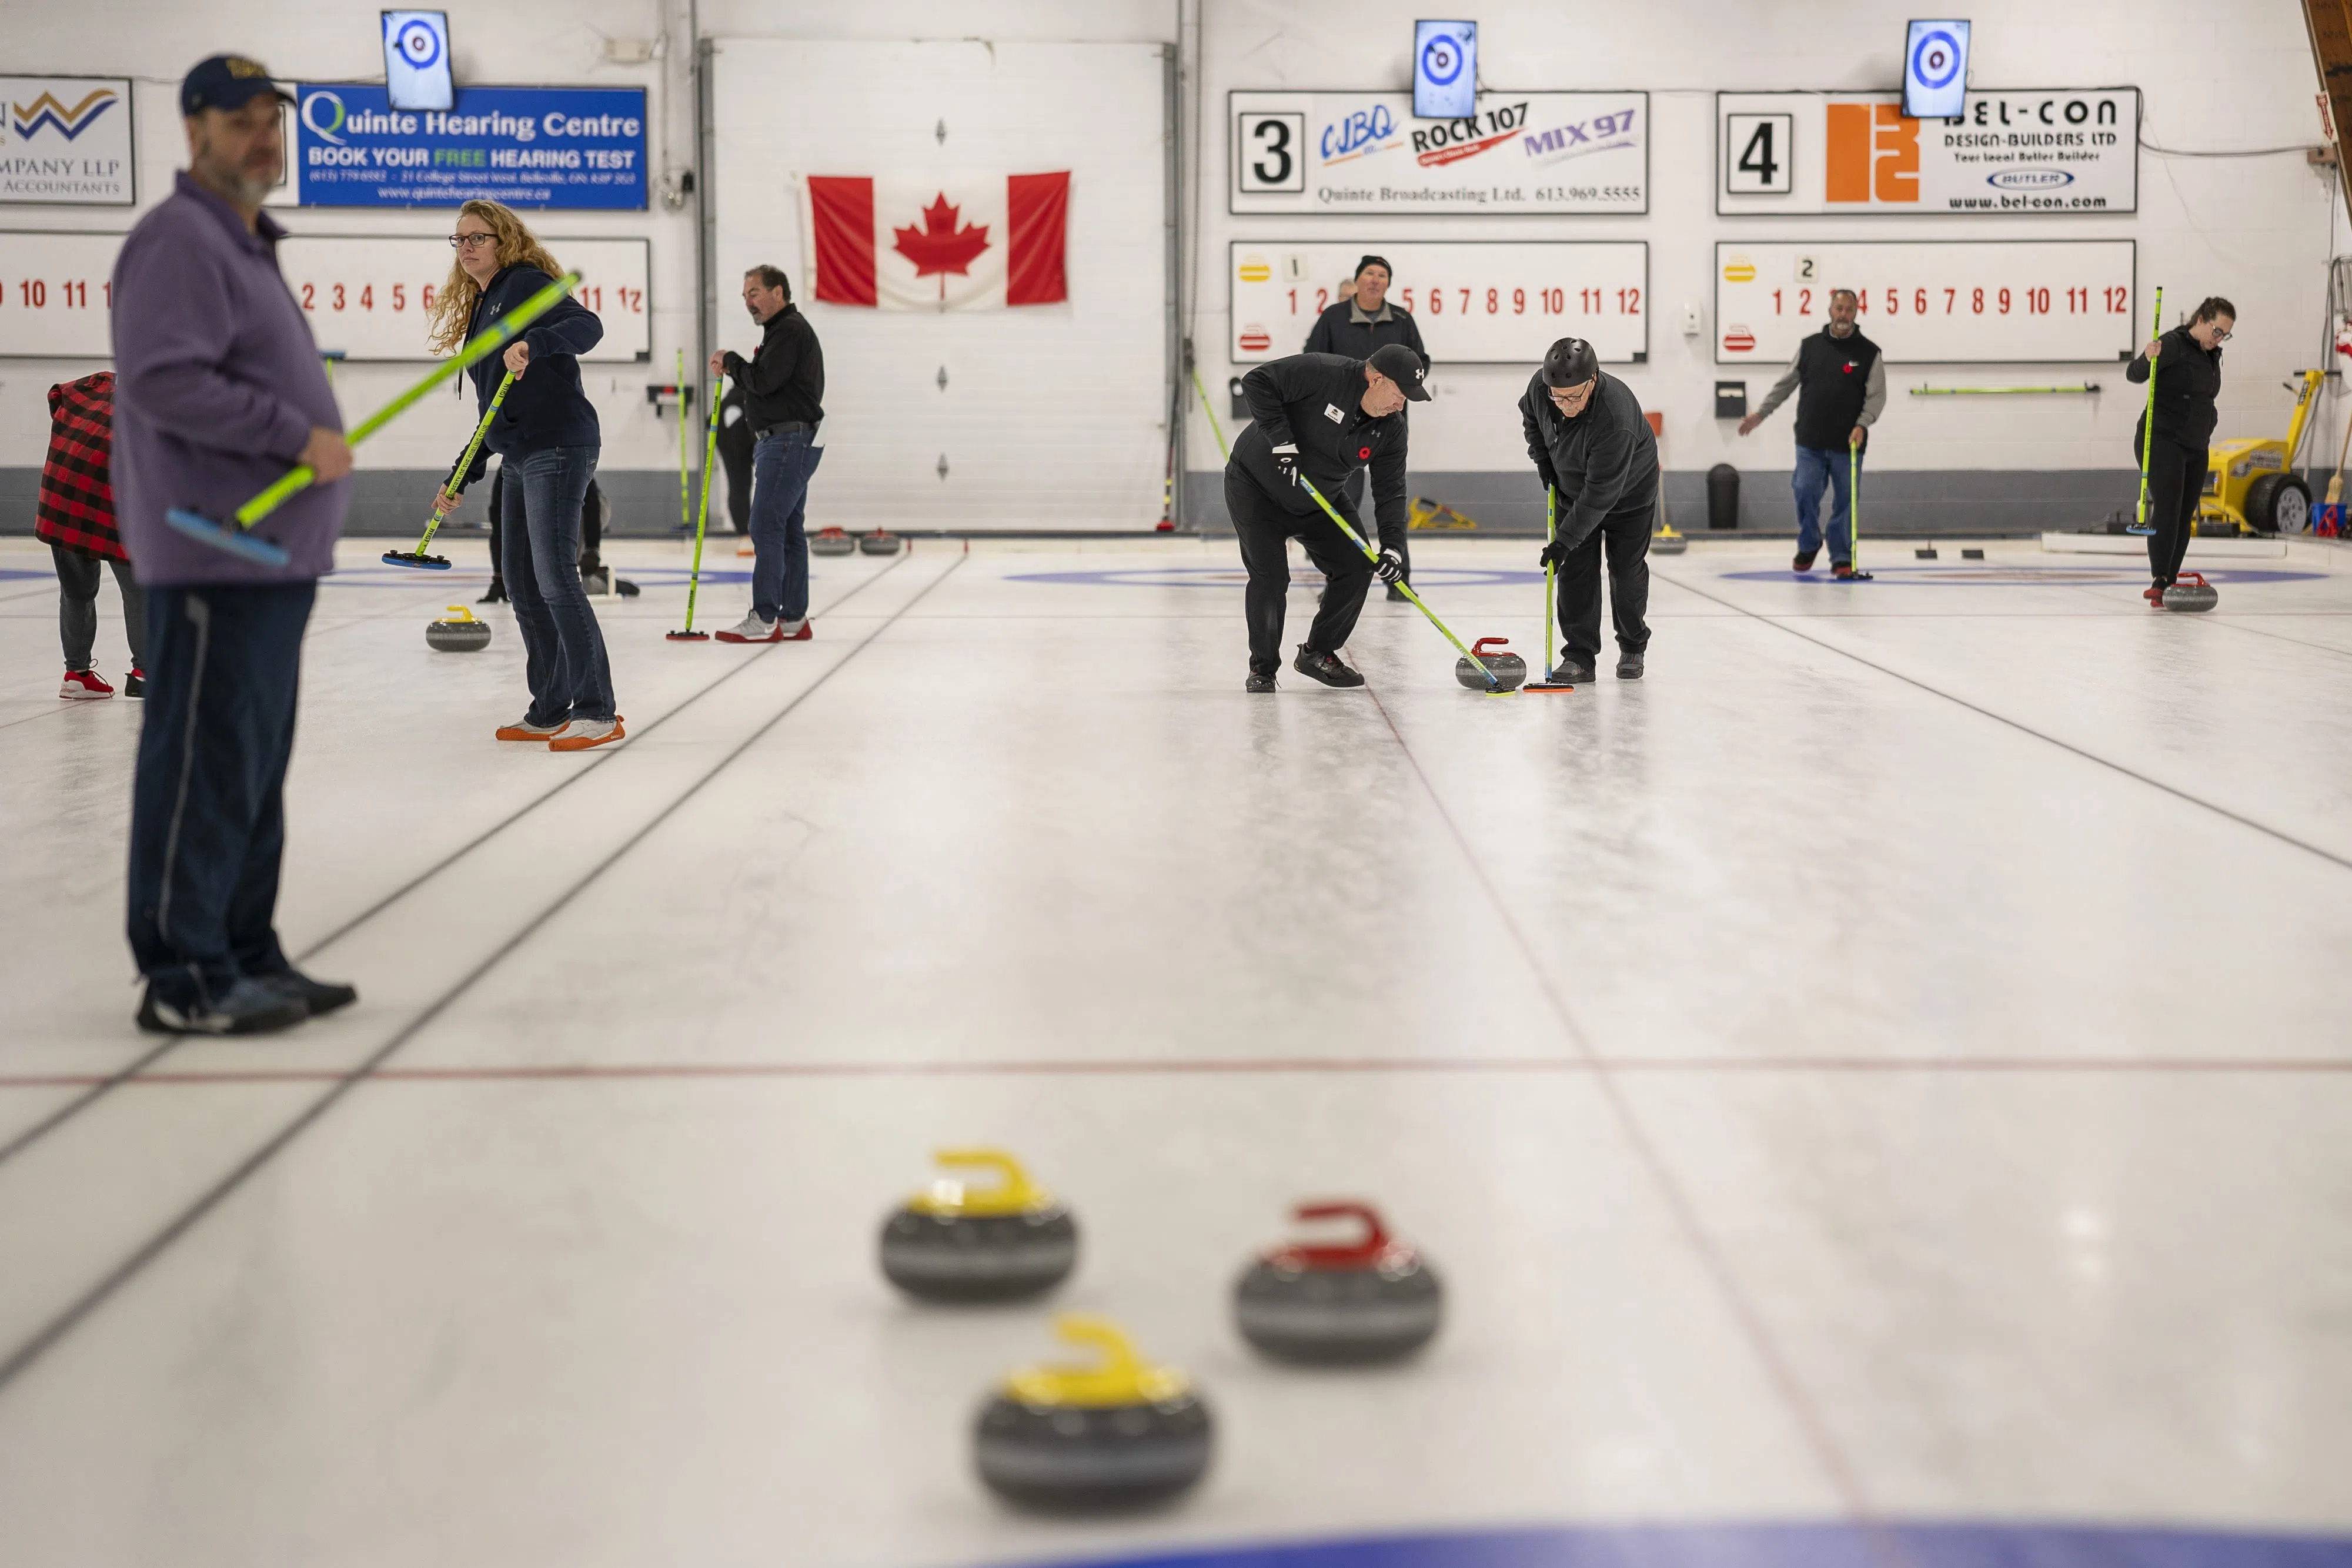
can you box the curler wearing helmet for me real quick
[1541,336,1599,390]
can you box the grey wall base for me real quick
[0,468,714,539]
[1183,467,2163,539]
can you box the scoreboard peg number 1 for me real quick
[1726,113,1793,195]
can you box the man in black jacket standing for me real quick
[1304,256,1428,599]
[2124,296,2231,602]
[1736,288,1885,577]
[1227,343,1427,691]
[710,265,825,641]
[1520,337,1658,682]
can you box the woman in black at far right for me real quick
[2125,295,2233,604]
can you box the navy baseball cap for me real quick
[1367,343,1431,401]
[180,56,295,116]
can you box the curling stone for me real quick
[1232,1201,1442,1363]
[878,1148,1077,1302]
[2164,571,2219,613]
[974,1315,1212,1510]
[425,606,491,652]
[860,529,904,556]
[810,526,857,557]
[1454,636,1528,693]
[1651,526,1689,556]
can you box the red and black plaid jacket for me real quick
[37,372,122,561]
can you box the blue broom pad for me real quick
[166,507,290,568]
[382,552,452,569]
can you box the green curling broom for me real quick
[382,368,516,570]
[1297,474,1510,690]
[166,271,582,567]
[667,371,726,640]
[2132,285,2165,536]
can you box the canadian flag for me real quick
[806,173,1070,310]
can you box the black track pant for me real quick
[1228,466,1374,676]
[2143,437,2204,586]
[1555,502,1653,664]
[717,396,756,533]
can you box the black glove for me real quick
[1538,534,1576,568]
[1374,548,1405,584]
[1536,467,1561,497]
[1271,443,1300,488]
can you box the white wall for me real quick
[2,0,2338,498]
[1190,0,2342,480]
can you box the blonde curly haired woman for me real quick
[427,199,619,750]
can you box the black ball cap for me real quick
[1367,343,1431,401]
[181,55,296,117]
[1541,337,1599,389]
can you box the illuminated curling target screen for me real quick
[1904,19,1970,118]
[382,9,454,111]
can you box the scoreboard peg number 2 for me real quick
[1726,113,1793,195]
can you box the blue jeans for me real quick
[1793,443,1860,565]
[127,581,315,1006]
[502,446,614,726]
[750,427,823,624]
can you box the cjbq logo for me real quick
[9,88,119,142]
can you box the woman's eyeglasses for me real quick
[448,233,495,249]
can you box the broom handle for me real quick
[1298,474,1495,686]
[1544,486,1556,681]
[680,372,723,633]
[233,272,581,528]
[2135,286,2164,528]
[410,369,515,554]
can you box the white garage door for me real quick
[709,40,1171,529]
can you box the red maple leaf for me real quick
[891,194,991,299]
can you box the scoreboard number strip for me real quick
[1231,240,1648,366]
[1713,240,2135,365]
[0,231,651,361]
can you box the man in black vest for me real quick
[1520,337,1659,682]
[1304,255,1429,600]
[1737,288,1886,578]
[1225,342,1426,691]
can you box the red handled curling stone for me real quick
[424,606,491,652]
[810,526,857,557]
[1454,637,1527,693]
[2163,571,2219,612]
[859,529,904,556]
[1232,1201,1442,1363]
[974,1316,1212,1512]
[878,1149,1077,1302]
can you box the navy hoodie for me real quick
[458,262,603,484]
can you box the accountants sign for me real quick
[1232,90,1647,214]
[0,76,133,205]
[293,83,647,209]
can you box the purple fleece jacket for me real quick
[109,171,346,585]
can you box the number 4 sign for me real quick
[1726,113,1793,193]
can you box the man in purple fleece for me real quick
[111,56,358,1035]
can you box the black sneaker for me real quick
[1245,671,1278,693]
[479,577,509,604]
[1792,548,1819,572]
[1556,659,1598,685]
[253,967,359,1018]
[1616,650,1645,680]
[137,977,308,1036]
[1292,646,1365,688]
[123,668,145,698]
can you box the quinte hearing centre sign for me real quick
[292,83,647,209]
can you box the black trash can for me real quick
[1707,463,1739,530]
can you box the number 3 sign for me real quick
[1237,112,1306,193]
